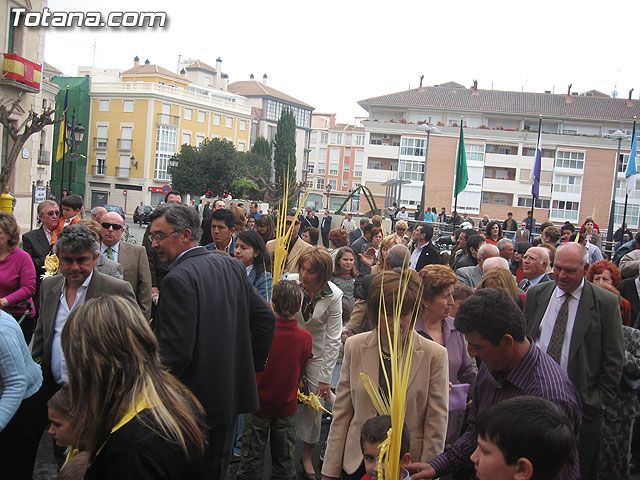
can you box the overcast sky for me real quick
[44,0,640,123]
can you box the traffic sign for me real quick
[123,190,127,196]
[161,184,171,194]
[34,186,46,203]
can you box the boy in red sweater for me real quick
[237,280,312,480]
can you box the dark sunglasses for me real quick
[45,211,60,216]
[101,222,123,231]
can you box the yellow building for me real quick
[86,57,252,211]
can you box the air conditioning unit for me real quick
[383,135,390,139]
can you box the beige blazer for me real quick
[266,237,314,274]
[117,241,152,320]
[321,330,449,477]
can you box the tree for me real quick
[251,136,272,160]
[0,94,61,191]
[169,143,206,195]
[230,178,259,199]
[171,138,236,196]
[273,107,296,194]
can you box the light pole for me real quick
[66,112,85,195]
[606,130,630,244]
[416,123,440,221]
[168,154,179,190]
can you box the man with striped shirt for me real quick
[408,288,582,480]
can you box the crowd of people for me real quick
[2,193,640,480]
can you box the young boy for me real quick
[237,280,312,480]
[471,396,574,480]
[360,415,411,480]
[51,194,83,244]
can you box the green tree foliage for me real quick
[171,138,236,196]
[273,107,296,190]
[251,136,272,160]
[231,178,259,199]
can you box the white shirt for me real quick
[396,211,409,221]
[51,271,93,384]
[101,241,120,263]
[341,218,356,233]
[410,242,425,269]
[535,279,585,372]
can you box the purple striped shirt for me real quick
[428,340,582,479]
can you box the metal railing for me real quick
[117,138,132,150]
[90,164,106,175]
[37,150,50,165]
[93,137,108,149]
[115,167,130,178]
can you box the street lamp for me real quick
[606,130,630,244]
[416,123,441,221]
[326,184,332,210]
[65,114,85,195]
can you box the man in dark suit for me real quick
[150,203,276,480]
[100,211,152,319]
[352,224,374,269]
[22,200,59,313]
[31,224,136,395]
[320,210,332,248]
[620,276,640,325]
[349,218,370,245]
[517,246,552,292]
[411,223,441,272]
[524,242,624,480]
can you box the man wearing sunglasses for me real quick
[100,211,152,320]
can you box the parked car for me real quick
[133,205,154,225]
[103,204,125,221]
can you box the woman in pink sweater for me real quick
[0,212,36,343]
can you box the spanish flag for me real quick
[55,87,68,162]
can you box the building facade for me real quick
[85,57,252,211]
[1,0,59,231]
[358,82,640,229]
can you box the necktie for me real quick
[521,279,531,292]
[546,294,570,364]
[106,247,114,260]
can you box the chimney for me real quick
[263,74,268,86]
[144,59,150,65]
[250,73,254,80]
[223,74,229,91]
[472,79,478,95]
[418,75,424,93]
[627,88,635,107]
[133,55,139,68]
[565,83,573,104]
[216,57,222,74]
[180,68,186,77]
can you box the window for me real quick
[484,167,516,180]
[448,119,468,127]
[328,179,337,189]
[354,170,362,177]
[198,111,205,123]
[307,164,315,174]
[182,132,191,145]
[320,132,328,144]
[345,147,351,157]
[342,181,349,188]
[310,132,317,145]
[238,141,246,152]
[370,138,382,145]
[355,135,365,146]
[353,181,361,188]
[485,144,517,155]
[96,126,108,148]
[330,148,339,161]
[226,117,233,128]
[399,159,425,181]
[123,100,134,113]
[265,100,310,128]
[523,147,555,158]
[196,135,205,147]
[154,124,177,180]
[96,154,106,175]
[551,200,580,222]
[344,164,350,171]
[317,166,325,174]
[355,150,364,162]
[481,192,513,206]
[240,120,246,131]
[400,137,426,157]
[316,178,325,189]
[329,163,339,176]
[517,196,551,209]
[466,144,485,162]
[213,114,221,126]
[553,174,582,194]
[330,133,343,144]
[368,160,381,170]
[184,108,192,120]
[99,100,109,112]
[555,150,585,170]
[119,127,132,150]
[614,203,640,229]
[319,148,327,161]
[346,134,352,145]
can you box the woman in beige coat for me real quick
[321,269,449,480]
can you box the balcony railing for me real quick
[115,167,130,178]
[156,113,179,126]
[93,137,108,149]
[117,138,132,150]
[37,150,50,165]
[90,164,106,176]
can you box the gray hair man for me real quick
[497,237,514,262]
[518,246,552,292]
[150,203,276,479]
[90,206,107,223]
[456,243,499,288]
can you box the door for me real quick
[91,190,109,208]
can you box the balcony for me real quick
[90,164,106,176]
[115,167,130,178]
[93,137,108,149]
[37,151,50,166]
[366,144,400,159]
[117,138,132,150]
[1,53,42,93]
[156,113,179,126]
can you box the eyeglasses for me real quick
[148,231,177,243]
[101,222,123,231]
[45,211,60,216]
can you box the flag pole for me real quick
[529,116,542,242]
[59,86,69,203]
[623,118,637,229]
[453,117,462,223]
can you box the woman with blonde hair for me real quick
[417,265,477,444]
[61,296,207,478]
[478,267,524,309]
